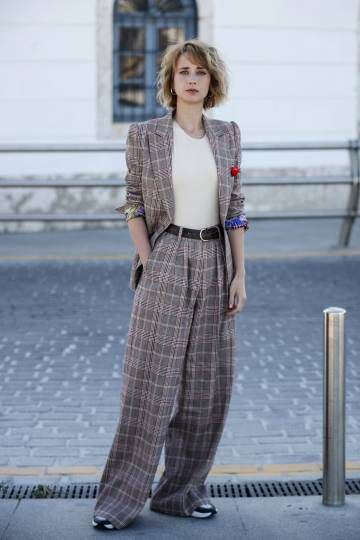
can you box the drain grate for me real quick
[1,479,360,500]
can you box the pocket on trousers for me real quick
[141,231,167,277]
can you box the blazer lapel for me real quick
[148,108,229,226]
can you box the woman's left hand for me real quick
[227,274,246,315]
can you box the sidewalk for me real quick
[1,473,360,539]
[1,495,360,539]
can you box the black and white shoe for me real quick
[191,503,218,518]
[92,515,116,530]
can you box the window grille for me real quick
[113,0,198,122]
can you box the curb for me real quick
[1,462,360,478]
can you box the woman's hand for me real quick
[227,274,246,315]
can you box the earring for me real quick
[170,88,176,95]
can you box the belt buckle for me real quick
[199,227,210,241]
[200,225,220,241]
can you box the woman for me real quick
[92,38,248,531]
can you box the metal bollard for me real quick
[322,307,346,506]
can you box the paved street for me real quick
[0,218,359,481]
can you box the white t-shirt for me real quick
[172,119,220,229]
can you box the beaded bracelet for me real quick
[124,203,145,222]
[224,214,249,231]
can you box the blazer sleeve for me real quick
[114,122,145,222]
[224,120,249,231]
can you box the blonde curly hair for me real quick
[156,38,229,110]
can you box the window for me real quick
[113,0,198,122]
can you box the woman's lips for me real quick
[186,89,198,93]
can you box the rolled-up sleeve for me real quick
[224,120,249,231]
[114,122,145,222]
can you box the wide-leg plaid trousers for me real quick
[93,224,236,529]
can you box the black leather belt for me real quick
[165,223,221,241]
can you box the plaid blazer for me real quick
[115,108,249,291]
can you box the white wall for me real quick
[0,0,107,175]
[0,0,97,141]
[216,0,358,140]
[214,0,358,168]
[0,0,358,174]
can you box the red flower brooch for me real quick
[230,165,240,177]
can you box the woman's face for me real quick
[172,53,211,106]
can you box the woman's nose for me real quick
[186,73,200,81]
